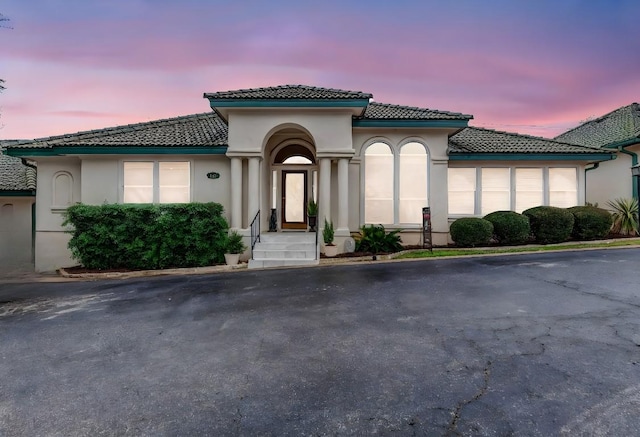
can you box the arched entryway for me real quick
[270,141,317,230]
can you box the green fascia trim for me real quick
[208,99,370,108]
[6,146,228,157]
[603,137,640,150]
[353,119,469,128]
[449,153,616,161]
[0,190,36,197]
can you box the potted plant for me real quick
[224,230,247,265]
[323,218,338,257]
[307,199,318,231]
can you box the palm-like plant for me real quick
[607,198,639,236]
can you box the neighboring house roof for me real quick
[8,112,227,150]
[361,102,472,121]
[204,85,373,101]
[554,103,640,148]
[0,143,36,193]
[448,127,614,159]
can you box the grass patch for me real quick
[396,238,640,259]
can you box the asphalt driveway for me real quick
[1,249,640,436]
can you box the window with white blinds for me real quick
[364,143,394,224]
[515,168,543,213]
[549,167,577,208]
[448,168,476,215]
[448,166,579,216]
[124,161,190,204]
[481,168,511,215]
[399,142,428,223]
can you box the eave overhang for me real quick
[448,153,617,161]
[6,146,228,157]
[353,119,470,128]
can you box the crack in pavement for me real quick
[538,277,640,310]
[446,360,493,436]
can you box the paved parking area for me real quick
[1,248,639,435]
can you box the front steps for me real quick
[248,232,319,269]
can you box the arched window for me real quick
[364,142,394,224]
[399,142,428,223]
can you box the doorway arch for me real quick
[270,141,318,230]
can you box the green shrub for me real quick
[449,217,493,247]
[522,206,574,244]
[568,206,613,240]
[354,224,403,253]
[63,203,229,269]
[607,198,638,236]
[483,211,531,245]
[322,219,335,245]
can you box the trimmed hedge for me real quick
[522,206,574,244]
[568,206,613,240]
[450,217,493,247]
[63,203,229,269]
[483,211,531,245]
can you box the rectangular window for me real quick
[123,162,154,203]
[123,161,190,204]
[549,168,577,208]
[159,162,190,203]
[481,168,511,215]
[515,168,543,213]
[448,168,476,215]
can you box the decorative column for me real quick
[230,157,242,229]
[319,158,332,224]
[337,158,349,232]
[247,157,260,224]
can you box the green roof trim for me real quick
[207,98,370,109]
[449,153,616,161]
[0,190,36,197]
[353,119,469,128]
[6,146,228,157]
[603,137,640,149]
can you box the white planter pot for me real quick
[224,253,240,265]
[324,245,338,257]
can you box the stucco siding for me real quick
[586,146,639,207]
[0,197,34,273]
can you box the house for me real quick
[5,85,614,272]
[0,142,36,273]
[555,103,640,207]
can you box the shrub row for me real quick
[450,205,612,247]
[63,203,230,269]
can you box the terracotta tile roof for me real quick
[449,127,607,154]
[10,112,227,149]
[555,103,640,148]
[0,144,36,191]
[361,102,472,121]
[204,85,372,100]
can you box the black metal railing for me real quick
[250,210,260,258]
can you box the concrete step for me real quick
[258,233,316,243]
[248,259,319,269]
[253,249,316,259]
[249,232,319,269]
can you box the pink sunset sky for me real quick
[0,0,638,140]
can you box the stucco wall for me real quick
[352,128,453,246]
[586,146,639,207]
[33,158,81,271]
[33,155,232,271]
[227,110,354,157]
[0,196,35,274]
